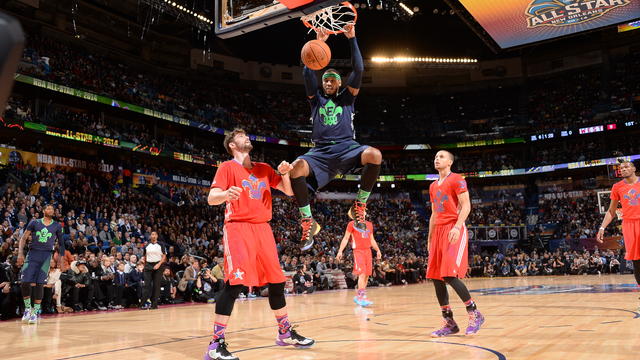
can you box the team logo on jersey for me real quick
[434,190,449,213]
[241,174,267,200]
[232,268,245,280]
[623,189,640,206]
[319,99,343,126]
[526,0,630,28]
[354,225,371,239]
[36,228,53,243]
[458,180,467,191]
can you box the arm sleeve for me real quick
[303,66,318,98]
[610,185,620,201]
[267,165,282,188]
[345,37,364,89]
[211,163,230,191]
[57,226,65,257]
[454,177,468,195]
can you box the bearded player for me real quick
[598,159,640,310]
[336,218,382,307]
[290,24,382,251]
[16,203,64,324]
[427,150,484,337]
[204,128,314,360]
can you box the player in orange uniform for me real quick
[336,220,382,307]
[203,129,314,360]
[598,159,640,309]
[427,150,484,337]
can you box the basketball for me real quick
[301,40,331,70]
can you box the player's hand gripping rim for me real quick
[225,186,243,201]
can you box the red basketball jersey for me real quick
[429,172,468,225]
[347,221,373,250]
[211,160,281,223]
[611,179,640,221]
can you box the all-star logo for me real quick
[233,268,245,280]
[36,228,53,243]
[319,99,343,126]
[526,0,631,28]
[434,190,449,213]
[623,189,640,206]
[241,174,267,200]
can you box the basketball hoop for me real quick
[301,1,357,35]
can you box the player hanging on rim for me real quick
[597,159,640,310]
[427,150,484,337]
[204,128,314,360]
[290,24,383,251]
[16,203,64,324]
[336,217,382,307]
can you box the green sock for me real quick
[24,298,31,309]
[299,205,312,218]
[33,303,41,314]
[356,189,371,203]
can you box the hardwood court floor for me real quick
[2,275,640,360]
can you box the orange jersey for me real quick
[429,172,468,225]
[211,160,281,223]
[347,221,373,250]
[611,179,640,221]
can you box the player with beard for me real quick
[289,24,383,251]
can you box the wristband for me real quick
[599,227,605,231]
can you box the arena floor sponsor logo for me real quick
[471,283,640,295]
[526,0,631,28]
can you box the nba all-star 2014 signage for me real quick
[459,0,640,48]
[527,0,631,28]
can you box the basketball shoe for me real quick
[348,200,367,229]
[430,317,459,337]
[21,308,31,323]
[204,338,238,360]
[300,217,321,251]
[276,326,315,348]
[465,310,485,335]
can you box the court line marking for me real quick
[232,339,507,360]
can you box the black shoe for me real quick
[150,304,158,310]
[348,200,367,230]
[300,217,321,251]
[204,338,239,360]
[276,326,315,348]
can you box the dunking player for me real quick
[427,150,484,337]
[204,129,314,360]
[336,218,382,307]
[16,203,64,324]
[290,24,383,251]
[598,159,640,309]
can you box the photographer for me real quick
[193,267,218,303]
[293,264,315,294]
[159,267,177,305]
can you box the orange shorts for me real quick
[622,220,640,261]
[353,249,372,276]
[223,222,286,286]
[427,223,468,281]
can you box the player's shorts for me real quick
[21,250,52,284]
[222,222,286,286]
[298,140,369,191]
[622,219,640,260]
[427,223,468,281]
[353,248,373,276]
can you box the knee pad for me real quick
[33,284,44,301]
[215,283,243,316]
[20,282,32,298]
[268,282,286,310]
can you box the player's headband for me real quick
[322,73,341,81]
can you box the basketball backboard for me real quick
[215,0,342,38]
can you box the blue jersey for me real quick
[310,88,356,143]
[26,218,64,252]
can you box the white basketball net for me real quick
[301,2,357,34]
